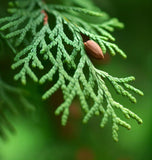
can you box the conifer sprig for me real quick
[0,78,35,138]
[0,0,143,141]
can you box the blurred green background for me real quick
[0,0,152,160]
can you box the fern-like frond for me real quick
[0,0,143,141]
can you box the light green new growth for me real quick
[0,0,143,141]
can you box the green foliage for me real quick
[0,78,35,139]
[62,0,99,10]
[0,0,143,141]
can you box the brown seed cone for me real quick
[84,40,104,59]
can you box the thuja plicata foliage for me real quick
[0,78,35,138]
[0,0,144,141]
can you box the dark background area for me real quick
[0,0,152,160]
